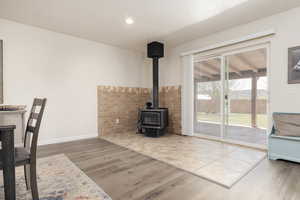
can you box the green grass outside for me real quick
[197,112,267,129]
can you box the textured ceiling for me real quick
[0,0,300,51]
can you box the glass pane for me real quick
[224,48,267,145]
[194,58,221,138]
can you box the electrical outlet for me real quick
[115,118,120,124]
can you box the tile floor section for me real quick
[100,132,266,188]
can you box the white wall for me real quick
[162,6,300,118]
[0,19,144,144]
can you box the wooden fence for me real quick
[196,99,266,114]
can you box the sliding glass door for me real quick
[224,48,267,145]
[194,46,268,147]
[194,57,222,138]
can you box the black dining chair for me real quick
[0,98,47,200]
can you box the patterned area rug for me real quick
[0,154,111,200]
[101,132,266,188]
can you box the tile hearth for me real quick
[100,132,266,188]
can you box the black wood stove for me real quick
[137,42,168,137]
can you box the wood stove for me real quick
[137,42,168,137]
[139,108,168,137]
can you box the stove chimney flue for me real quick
[147,41,164,109]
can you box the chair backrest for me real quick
[24,98,47,159]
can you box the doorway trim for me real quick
[181,29,275,56]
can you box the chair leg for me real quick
[30,162,39,200]
[24,164,31,190]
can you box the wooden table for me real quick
[0,125,16,200]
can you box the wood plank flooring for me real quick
[37,138,300,200]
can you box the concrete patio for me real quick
[194,121,267,146]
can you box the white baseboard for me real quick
[38,133,98,146]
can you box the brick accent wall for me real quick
[97,86,150,136]
[160,86,182,135]
[97,85,181,136]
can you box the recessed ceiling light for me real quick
[125,17,134,25]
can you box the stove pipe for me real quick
[147,42,164,109]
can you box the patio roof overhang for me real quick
[194,48,267,82]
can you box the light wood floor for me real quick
[38,138,300,200]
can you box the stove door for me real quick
[142,111,161,126]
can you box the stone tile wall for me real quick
[97,85,181,136]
